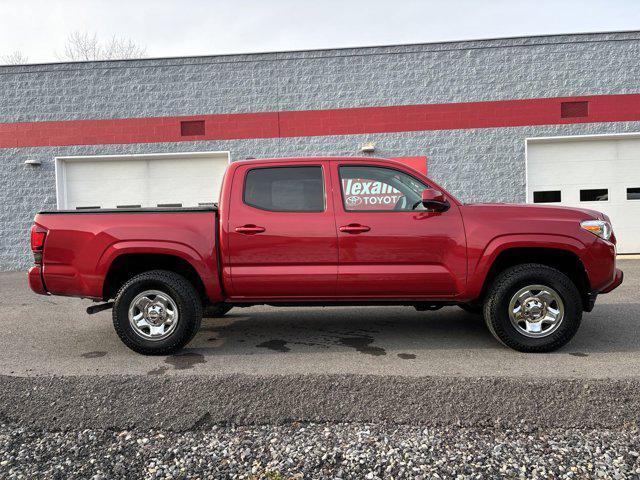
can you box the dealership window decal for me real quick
[339,165,428,211]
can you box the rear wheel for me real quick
[483,264,582,352]
[112,270,202,355]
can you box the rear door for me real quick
[331,161,466,298]
[227,161,338,298]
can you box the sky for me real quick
[1,0,640,64]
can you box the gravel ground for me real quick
[1,423,639,479]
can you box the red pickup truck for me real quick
[28,156,623,355]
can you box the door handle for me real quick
[339,223,371,234]
[235,224,266,235]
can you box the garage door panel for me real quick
[66,160,148,181]
[615,139,640,159]
[527,136,640,253]
[58,152,229,210]
[529,159,615,180]
[147,179,209,206]
[66,178,147,208]
[528,141,618,163]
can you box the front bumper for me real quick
[28,266,47,295]
[600,268,624,294]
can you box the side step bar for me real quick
[86,302,114,315]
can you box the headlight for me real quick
[580,220,612,241]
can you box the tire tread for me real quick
[483,263,582,353]
[112,270,202,355]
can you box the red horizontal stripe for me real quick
[1,93,639,149]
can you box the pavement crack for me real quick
[81,351,107,359]
[398,353,416,360]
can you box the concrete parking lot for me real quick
[0,259,638,379]
[0,259,638,432]
[1,260,640,479]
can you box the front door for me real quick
[227,162,338,299]
[332,162,466,298]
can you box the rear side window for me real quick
[243,166,324,212]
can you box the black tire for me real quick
[112,270,202,355]
[483,263,582,353]
[458,303,483,315]
[203,303,233,318]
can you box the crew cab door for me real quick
[226,161,338,298]
[331,161,466,298]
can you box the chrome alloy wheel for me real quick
[508,284,564,338]
[128,290,179,341]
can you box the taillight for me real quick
[30,224,47,264]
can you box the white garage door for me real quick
[527,135,640,254]
[56,151,229,210]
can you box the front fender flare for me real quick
[466,234,588,299]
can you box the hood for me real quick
[457,202,614,248]
[462,202,604,221]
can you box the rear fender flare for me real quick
[97,241,222,302]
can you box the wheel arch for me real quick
[98,241,223,303]
[102,252,208,303]
[468,235,591,309]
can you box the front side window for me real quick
[339,165,428,211]
[243,166,324,212]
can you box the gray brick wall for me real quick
[1,32,640,270]
[2,31,640,122]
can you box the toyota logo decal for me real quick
[345,196,363,206]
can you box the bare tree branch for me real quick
[1,51,29,65]
[57,31,147,61]
[103,36,148,60]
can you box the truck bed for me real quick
[32,208,222,301]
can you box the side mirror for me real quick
[420,188,449,211]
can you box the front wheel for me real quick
[112,270,202,355]
[483,264,582,352]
